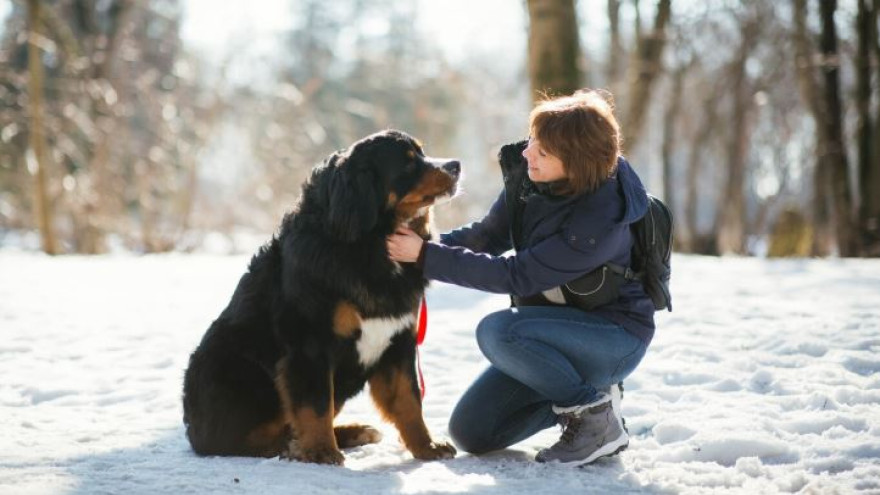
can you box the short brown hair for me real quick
[528,89,621,195]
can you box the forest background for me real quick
[1,0,879,259]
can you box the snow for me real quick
[1,252,879,494]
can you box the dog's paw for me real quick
[411,441,457,461]
[297,446,346,465]
[284,441,345,466]
[335,424,383,449]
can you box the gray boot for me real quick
[535,395,629,466]
[609,382,628,437]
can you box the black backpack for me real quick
[608,195,674,311]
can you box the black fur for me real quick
[182,130,460,464]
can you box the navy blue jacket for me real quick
[422,153,656,343]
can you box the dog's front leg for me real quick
[368,337,456,461]
[275,353,344,465]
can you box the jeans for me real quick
[448,305,647,454]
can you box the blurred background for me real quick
[0,0,878,258]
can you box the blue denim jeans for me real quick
[448,306,647,454]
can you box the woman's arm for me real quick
[438,192,511,255]
[421,220,629,297]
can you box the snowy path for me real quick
[1,253,879,494]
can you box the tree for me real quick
[715,10,760,255]
[660,58,688,232]
[682,74,722,254]
[856,0,880,255]
[2,0,221,253]
[621,0,672,152]
[792,0,833,256]
[874,0,880,254]
[26,0,57,255]
[819,0,857,256]
[526,0,581,100]
[606,0,625,89]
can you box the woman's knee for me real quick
[475,310,514,358]
[448,406,494,455]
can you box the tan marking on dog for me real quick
[411,303,422,339]
[387,191,398,208]
[407,150,415,159]
[407,211,432,237]
[334,424,383,448]
[333,301,361,339]
[244,416,288,457]
[273,358,296,425]
[369,367,436,458]
[395,168,456,223]
[288,405,343,464]
[275,360,342,464]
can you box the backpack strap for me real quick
[604,262,641,281]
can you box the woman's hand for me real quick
[386,227,424,263]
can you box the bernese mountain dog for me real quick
[182,130,460,465]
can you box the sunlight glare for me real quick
[399,463,495,494]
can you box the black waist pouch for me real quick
[512,265,628,311]
[562,265,627,310]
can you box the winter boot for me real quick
[535,394,629,466]
[609,382,628,438]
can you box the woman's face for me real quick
[523,137,567,183]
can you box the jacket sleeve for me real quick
[423,217,630,296]
[438,192,511,255]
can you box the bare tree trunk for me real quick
[661,63,686,223]
[79,0,135,254]
[26,0,58,255]
[633,0,642,39]
[873,0,880,254]
[716,19,758,255]
[857,0,880,255]
[527,0,581,101]
[792,0,833,256]
[622,0,671,152]
[683,81,721,254]
[875,0,880,171]
[875,0,880,186]
[819,0,858,256]
[875,0,880,214]
[606,0,624,87]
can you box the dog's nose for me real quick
[443,160,461,177]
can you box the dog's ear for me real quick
[326,157,380,242]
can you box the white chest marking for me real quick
[357,314,415,368]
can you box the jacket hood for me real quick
[615,156,648,225]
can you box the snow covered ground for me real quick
[1,251,879,494]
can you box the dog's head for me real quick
[320,129,460,242]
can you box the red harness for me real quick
[416,297,428,399]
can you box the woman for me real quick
[386,90,655,466]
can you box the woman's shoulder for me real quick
[560,170,632,244]
[571,157,648,221]
[572,175,624,216]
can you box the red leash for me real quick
[416,297,427,399]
